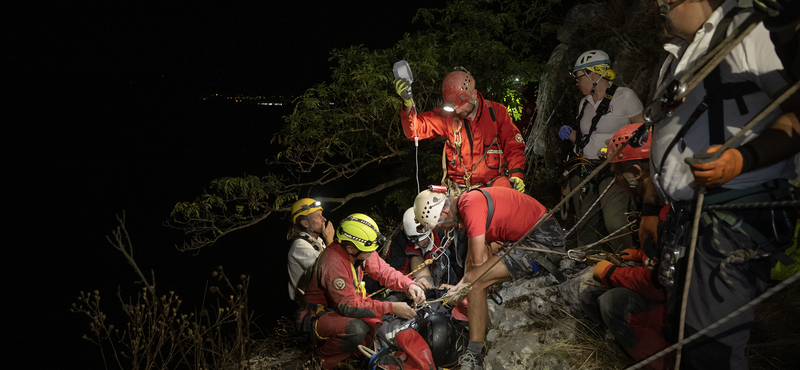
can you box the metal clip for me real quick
[567,249,586,262]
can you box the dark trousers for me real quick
[581,285,672,370]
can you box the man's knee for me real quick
[339,319,369,353]
[598,289,639,348]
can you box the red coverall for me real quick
[400,92,526,187]
[304,243,417,369]
[582,260,672,370]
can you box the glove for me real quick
[509,177,525,193]
[685,145,743,188]
[558,125,573,140]
[592,260,614,287]
[619,248,644,263]
[394,78,413,107]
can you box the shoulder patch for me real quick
[515,133,524,143]
[332,277,346,290]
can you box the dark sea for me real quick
[9,85,313,369]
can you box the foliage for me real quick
[169,0,564,251]
[72,215,258,370]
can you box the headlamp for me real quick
[442,103,455,112]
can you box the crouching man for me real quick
[302,213,426,369]
[579,124,672,369]
[414,186,566,370]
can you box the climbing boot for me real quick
[459,349,484,370]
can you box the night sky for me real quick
[8,2,446,368]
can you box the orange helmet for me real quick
[608,124,651,163]
[442,69,476,112]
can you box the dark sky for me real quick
[8,2,448,369]
[14,2,446,97]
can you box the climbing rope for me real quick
[565,179,616,238]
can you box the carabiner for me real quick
[567,249,586,262]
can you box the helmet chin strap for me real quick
[657,0,686,20]
[588,69,607,95]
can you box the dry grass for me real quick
[747,280,800,370]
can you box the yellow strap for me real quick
[350,263,366,299]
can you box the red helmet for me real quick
[442,70,475,111]
[608,124,651,163]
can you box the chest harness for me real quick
[444,100,505,191]
[574,83,620,156]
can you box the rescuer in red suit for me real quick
[301,213,426,370]
[579,124,672,370]
[395,67,527,193]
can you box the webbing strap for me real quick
[576,84,619,153]
[704,7,761,145]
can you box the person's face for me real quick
[437,203,459,230]
[663,0,708,41]
[305,209,326,234]
[415,235,431,249]
[574,70,594,96]
[454,101,475,117]
[346,243,373,261]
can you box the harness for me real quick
[575,83,619,155]
[443,98,505,190]
[654,7,761,181]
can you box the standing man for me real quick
[558,50,645,252]
[395,67,527,194]
[302,213,426,370]
[652,1,798,369]
[287,198,334,302]
[413,187,566,370]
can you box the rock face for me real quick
[525,0,665,189]
[483,265,594,370]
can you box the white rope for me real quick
[566,179,616,238]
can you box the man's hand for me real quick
[509,177,525,193]
[406,284,425,305]
[322,220,335,246]
[392,302,416,319]
[592,260,613,285]
[619,248,644,263]
[394,78,413,107]
[639,215,659,250]
[415,275,434,291]
[558,125,573,140]
[686,145,743,188]
[438,284,456,291]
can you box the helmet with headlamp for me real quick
[336,213,385,252]
[442,68,476,113]
[291,198,323,224]
[414,190,449,230]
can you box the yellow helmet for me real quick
[336,213,385,252]
[291,198,322,224]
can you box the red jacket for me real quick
[304,243,417,318]
[597,264,666,302]
[401,92,526,185]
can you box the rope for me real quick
[703,200,800,210]
[367,236,452,298]
[565,179,616,238]
[625,270,800,370]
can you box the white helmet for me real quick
[414,190,448,230]
[403,207,431,242]
[573,50,611,72]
